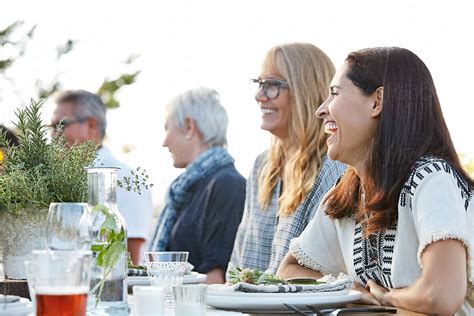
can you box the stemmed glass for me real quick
[46,202,92,251]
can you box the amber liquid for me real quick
[36,292,88,316]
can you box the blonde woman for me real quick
[230,43,346,274]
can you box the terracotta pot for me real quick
[0,208,48,279]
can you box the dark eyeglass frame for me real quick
[250,78,289,100]
[48,117,89,130]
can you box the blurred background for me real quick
[2,0,474,211]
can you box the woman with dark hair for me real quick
[278,47,473,314]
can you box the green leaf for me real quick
[91,244,105,252]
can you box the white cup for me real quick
[133,286,165,315]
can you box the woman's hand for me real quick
[365,280,393,306]
[354,281,382,306]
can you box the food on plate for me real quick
[227,263,325,286]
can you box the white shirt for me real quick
[94,147,153,240]
[290,157,474,315]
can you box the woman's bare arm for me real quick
[368,239,467,314]
[277,252,324,279]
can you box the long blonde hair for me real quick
[258,43,335,216]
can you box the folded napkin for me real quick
[128,268,148,276]
[230,273,353,293]
[128,262,195,276]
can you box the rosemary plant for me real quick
[1,99,152,305]
[0,99,97,213]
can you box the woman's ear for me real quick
[371,87,384,118]
[184,117,197,139]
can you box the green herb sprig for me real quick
[227,264,284,285]
[89,204,126,306]
[117,166,153,195]
[226,263,324,286]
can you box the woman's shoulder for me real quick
[401,155,472,207]
[407,156,465,184]
[208,164,246,186]
[254,150,269,167]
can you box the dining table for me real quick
[0,294,427,315]
[127,294,427,316]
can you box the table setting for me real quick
[128,261,207,287]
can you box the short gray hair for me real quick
[166,87,228,147]
[56,90,107,139]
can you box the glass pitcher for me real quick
[86,167,129,315]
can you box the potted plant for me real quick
[0,99,97,279]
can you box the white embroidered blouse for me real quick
[290,156,474,315]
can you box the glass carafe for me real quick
[86,167,129,315]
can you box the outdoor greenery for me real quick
[0,99,97,212]
[1,20,139,109]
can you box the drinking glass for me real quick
[24,250,93,316]
[144,251,189,306]
[173,284,207,316]
[46,202,92,250]
[133,286,165,315]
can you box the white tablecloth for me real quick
[128,295,244,316]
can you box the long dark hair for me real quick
[324,47,474,235]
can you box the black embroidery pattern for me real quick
[353,222,396,288]
[400,156,472,211]
[353,156,472,289]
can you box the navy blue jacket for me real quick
[167,164,245,273]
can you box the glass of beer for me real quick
[25,250,92,316]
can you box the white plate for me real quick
[207,285,361,313]
[128,272,207,286]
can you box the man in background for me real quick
[50,90,153,264]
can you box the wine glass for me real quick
[46,202,92,250]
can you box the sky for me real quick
[2,0,473,207]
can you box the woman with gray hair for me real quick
[149,87,246,284]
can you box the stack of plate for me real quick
[0,294,33,315]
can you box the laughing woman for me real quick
[230,43,346,274]
[278,47,474,315]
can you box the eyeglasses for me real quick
[48,117,89,130]
[250,78,289,100]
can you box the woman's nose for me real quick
[255,87,268,103]
[315,99,329,118]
